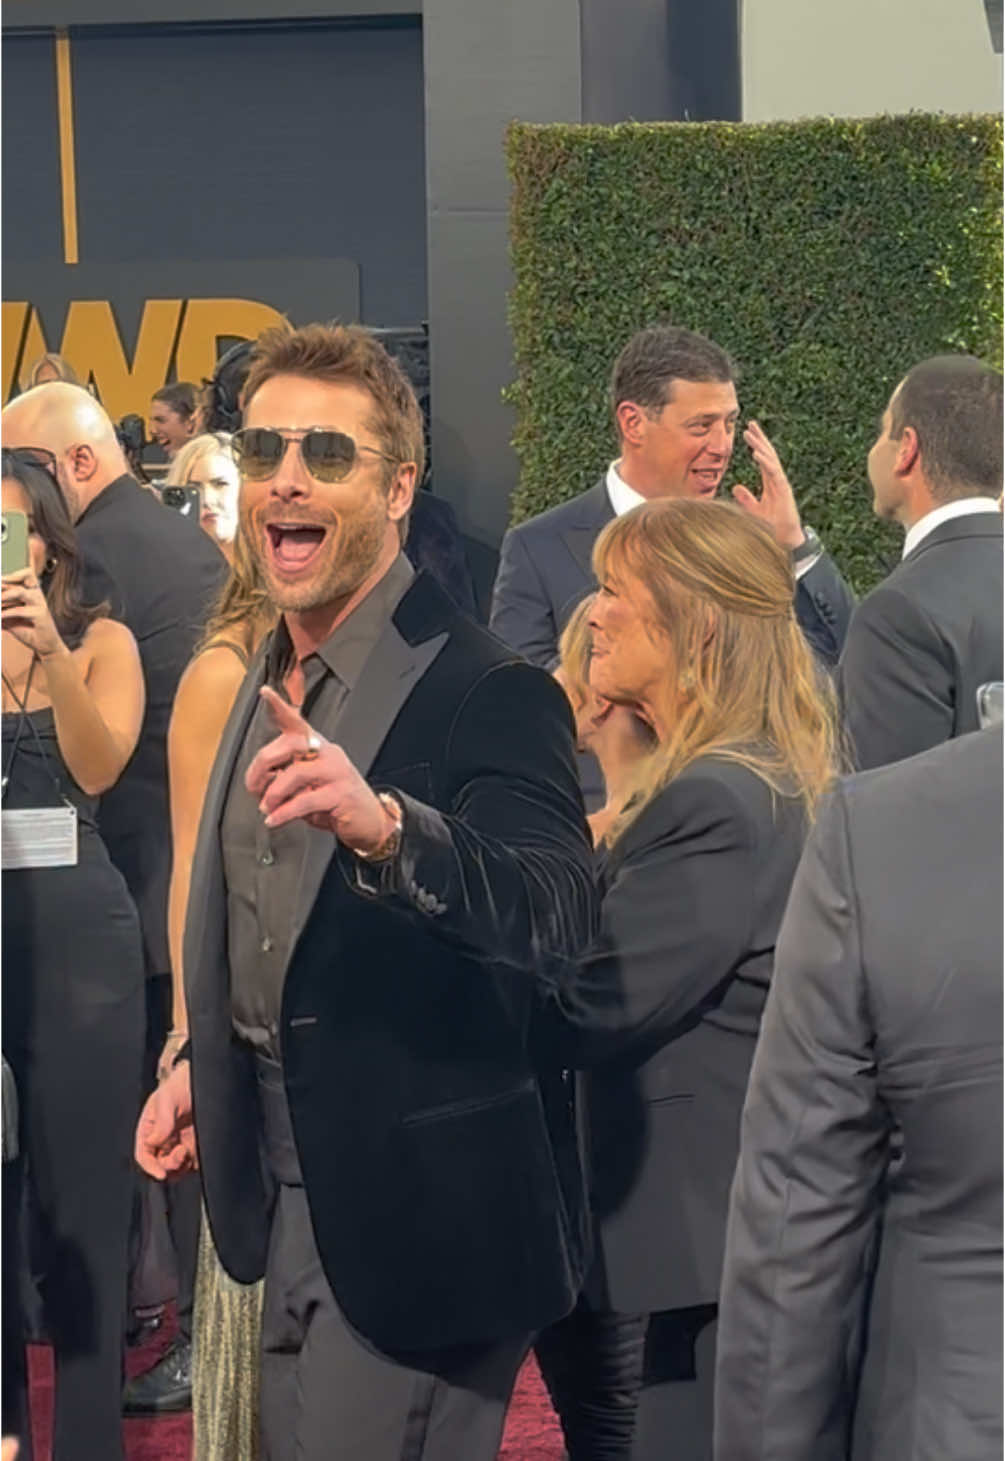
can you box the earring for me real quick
[45,555,58,573]
[678,670,696,694]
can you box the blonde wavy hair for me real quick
[557,594,596,710]
[594,499,841,843]
[164,431,234,487]
[197,524,276,657]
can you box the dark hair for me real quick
[152,381,199,422]
[242,320,425,483]
[200,341,255,433]
[610,325,736,431]
[1,449,108,648]
[889,355,1003,501]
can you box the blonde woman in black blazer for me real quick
[536,499,840,1461]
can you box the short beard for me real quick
[261,503,387,614]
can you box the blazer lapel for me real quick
[561,477,614,584]
[285,608,450,962]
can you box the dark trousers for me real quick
[633,1306,718,1461]
[256,1055,530,1461]
[536,1301,717,1461]
[535,1298,648,1460]
[3,978,144,1461]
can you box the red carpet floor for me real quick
[26,1312,564,1460]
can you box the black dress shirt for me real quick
[224,553,414,1052]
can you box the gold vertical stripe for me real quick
[55,31,79,265]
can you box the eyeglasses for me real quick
[231,427,400,484]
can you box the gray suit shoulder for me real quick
[502,479,610,545]
[837,726,1002,827]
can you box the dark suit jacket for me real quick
[715,728,1004,1461]
[75,475,226,976]
[837,511,1003,770]
[489,476,855,671]
[538,757,808,1314]
[185,571,597,1354]
[75,475,227,976]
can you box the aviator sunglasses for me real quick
[231,426,400,484]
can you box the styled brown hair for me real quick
[610,325,735,439]
[594,499,840,841]
[152,381,199,423]
[242,321,425,484]
[1,449,107,649]
[889,355,1003,502]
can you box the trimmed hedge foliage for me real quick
[506,115,1002,594]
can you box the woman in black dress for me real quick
[1,449,146,1460]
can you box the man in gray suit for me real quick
[490,325,854,674]
[837,355,1003,770]
[715,726,1003,1461]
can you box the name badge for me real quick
[2,804,78,869]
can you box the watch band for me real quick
[791,526,821,565]
[351,792,404,864]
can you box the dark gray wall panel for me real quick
[2,36,63,264]
[422,0,583,548]
[61,22,425,323]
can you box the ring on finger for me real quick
[299,732,322,762]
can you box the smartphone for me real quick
[160,485,202,520]
[1,510,30,577]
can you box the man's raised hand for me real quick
[245,685,395,855]
[731,420,805,551]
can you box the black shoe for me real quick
[122,1336,192,1415]
[126,1307,164,1348]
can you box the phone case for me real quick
[1,511,30,577]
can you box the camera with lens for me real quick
[114,413,149,482]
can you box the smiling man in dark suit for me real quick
[135,322,595,1461]
[838,354,1003,769]
[490,325,854,680]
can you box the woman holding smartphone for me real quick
[1,449,146,1461]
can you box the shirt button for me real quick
[261,935,274,953]
[260,849,275,866]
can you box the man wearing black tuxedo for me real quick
[837,354,1003,770]
[136,322,595,1461]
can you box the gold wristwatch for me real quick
[352,792,404,863]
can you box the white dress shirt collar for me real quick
[902,497,1000,559]
[606,461,647,518]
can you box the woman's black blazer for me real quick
[542,754,809,1313]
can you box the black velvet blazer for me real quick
[184,571,596,1354]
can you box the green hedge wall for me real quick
[506,115,1002,594]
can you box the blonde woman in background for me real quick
[555,595,655,846]
[535,499,840,1461]
[164,432,241,559]
[157,529,275,1459]
[26,354,80,387]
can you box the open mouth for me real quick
[266,522,327,573]
[692,470,722,495]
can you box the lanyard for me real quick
[1,657,67,803]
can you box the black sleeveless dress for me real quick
[2,707,145,1461]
